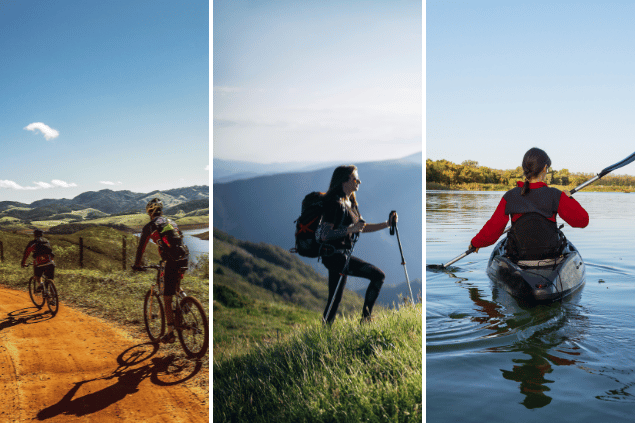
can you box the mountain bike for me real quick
[141,263,208,358]
[26,265,59,316]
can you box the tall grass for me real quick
[213,303,422,422]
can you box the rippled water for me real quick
[426,191,635,422]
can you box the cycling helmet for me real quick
[34,229,43,237]
[146,198,163,217]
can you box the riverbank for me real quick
[426,182,634,192]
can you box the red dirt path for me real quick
[0,286,208,422]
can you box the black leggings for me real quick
[321,253,385,323]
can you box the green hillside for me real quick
[214,304,422,422]
[212,228,366,357]
[0,226,160,271]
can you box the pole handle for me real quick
[389,210,397,236]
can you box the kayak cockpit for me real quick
[487,238,586,303]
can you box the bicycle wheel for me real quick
[28,276,45,308]
[46,280,59,316]
[144,289,165,342]
[176,296,209,358]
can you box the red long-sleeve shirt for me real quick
[470,181,589,249]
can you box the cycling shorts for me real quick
[163,259,189,296]
[34,264,55,280]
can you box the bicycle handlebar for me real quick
[138,265,162,270]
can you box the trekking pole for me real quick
[391,211,415,305]
[323,232,359,324]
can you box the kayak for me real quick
[486,238,586,303]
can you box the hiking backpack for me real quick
[290,192,326,258]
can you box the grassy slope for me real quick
[213,303,422,422]
[212,228,366,358]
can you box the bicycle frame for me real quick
[145,262,185,312]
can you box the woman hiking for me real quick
[469,147,589,260]
[317,165,397,324]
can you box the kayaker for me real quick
[469,147,589,260]
[316,165,397,324]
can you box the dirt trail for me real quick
[0,286,208,422]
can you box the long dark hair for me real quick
[521,148,551,196]
[325,165,358,208]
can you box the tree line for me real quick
[426,159,635,188]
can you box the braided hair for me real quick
[521,148,551,196]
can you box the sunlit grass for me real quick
[213,303,422,422]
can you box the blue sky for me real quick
[213,0,422,164]
[0,0,209,203]
[427,1,635,175]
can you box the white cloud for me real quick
[34,182,53,189]
[99,181,122,185]
[24,122,60,141]
[51,180,77,188]
[0,179,77,190]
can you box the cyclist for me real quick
[132,198,189,344]
[21,229,55,292]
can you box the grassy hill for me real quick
[213,304,422,422]
[212,228,366,357]
[0,226,160,271]
[0,186,209,231]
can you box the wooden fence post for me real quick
[122,237,127,270]
[79,237,84,268]
[0,241,3,262]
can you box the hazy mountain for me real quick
[402,151,422,164]
[213,158,340,183]
[213,152,422,183]
[0,185,209,220]
[354,279,422,308]
[213,159,422,283]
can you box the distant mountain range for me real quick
[0,185,209,222]
[213,152,422,183]
[213,156,422,283]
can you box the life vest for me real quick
[502,184,567,260]
[506,213,566,260]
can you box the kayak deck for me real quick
[486,238,586,303]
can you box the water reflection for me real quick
[436,269,588,409]
[490,288,587,409]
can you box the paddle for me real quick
[427,151,635,270]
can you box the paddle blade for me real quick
[598,151,635,178]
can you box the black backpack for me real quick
[506,213,566,261]
[153,216,189,261]
[34,237,54,257]
[290,192,326,258]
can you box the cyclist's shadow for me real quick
[0,307,54,332]
[36,342,203,420]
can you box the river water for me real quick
[426,191,635,422]
[182,228,209,261]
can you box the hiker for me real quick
[132,198,189,344]
[21,229,55,292]
[317,165,397,324]
[469,147,589,260]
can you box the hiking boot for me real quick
[161,331,176,344]
[360,315,373,324]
